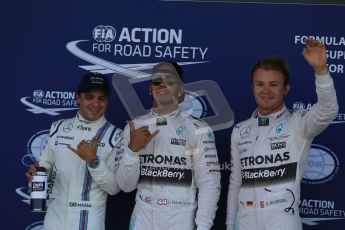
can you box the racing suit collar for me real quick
[76,112,106,127]
[251,105,288,124]
[150,106,181,120]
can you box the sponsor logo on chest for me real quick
[170,138,186,146]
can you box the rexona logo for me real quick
[302,144,339,185]
[300,199,345,225]
[21,90,78,116]
[292,101,345,124]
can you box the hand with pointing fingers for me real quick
[68,137,98,162]
[127,120,159,152]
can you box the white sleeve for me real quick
[226,126,241,230]
[88,127,123,195]
[300,72,338,138]
[194,122,221,230]
[115,123,141,192]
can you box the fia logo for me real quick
[93,25,116,42]
[33,90,44,98]
[292,102,306,110]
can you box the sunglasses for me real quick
[151,74,179,86]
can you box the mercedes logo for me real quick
[63,123,73,133]
[240,126,251,138]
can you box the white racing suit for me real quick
[38,113,124,230]
[226,73,338,230]
[116,108,221,230]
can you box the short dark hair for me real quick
[167,61,183,81]
[152,61,183,82]
[251,56,290,86]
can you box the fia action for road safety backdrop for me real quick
[3,1,345,229]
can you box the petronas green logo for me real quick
[156,117,167,126]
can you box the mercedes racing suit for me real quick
[38,113,124,230]
[116,108,221,230]
[226,73,338,230]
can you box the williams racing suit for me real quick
[226,73,338,230]
[38,113,124,230]
[117,108,221,230]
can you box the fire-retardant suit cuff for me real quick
[123,145,140,162]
